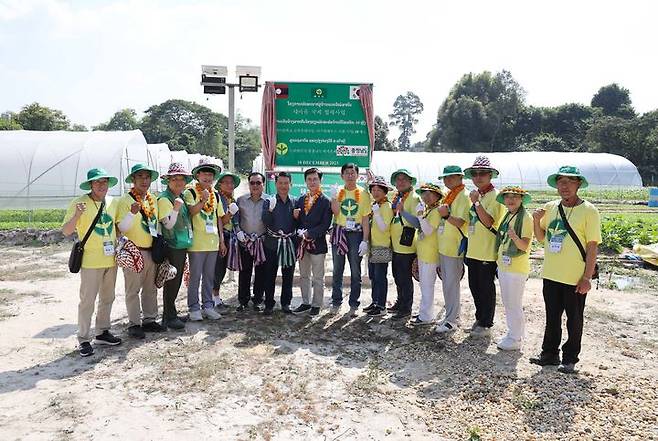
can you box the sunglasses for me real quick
[249,181,263,185]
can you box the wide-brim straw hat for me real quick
[160,162,193,185]
[547,165,589,189]
[80,168,118,190]
[124,163,159,183]
[464,155,499,179]
[368,175,393,193]
[415,182,444,198]
[191,158,222,177]
[496,186,532,205]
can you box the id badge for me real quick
[103,240,115,256]
[148,221,158,237]
[438,225,445,235]
[469,225,475,235]
[345,218,356,230]
[549,236,564,253]
[502,254,512,266]
[205,221,216,234]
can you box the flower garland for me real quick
[392,190,410,213]
[129,189,156,220]
[195,183,216,214]
[304,188,323,214]
[338,187,361,204]
[219,189,235,205]
[422,200,441,218]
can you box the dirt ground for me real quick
[0,244,656,441]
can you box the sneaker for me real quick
[189,310,203,322]
[330,304,341,313]
[263,308,274,316]
[202,308,221,320]
[468,320,480,332]
[94,330,122,346]
[128,325,145,339]
[214,298,230,310]
[558,363,577,374]
[281,305,293,314]
[386,303,400,312]
[529,354,560,366]
[142,321,166,332]
[309,307,320,316]
[79,342,94,357]
[363,303,376,312]
[236,304,246,312]
[471,325,492,337]
[497,337,522,351]
[367,307,384,316]
[293,304,312,314]
[392,310,411,320]
[435,322,457,334]
[349,307,359,317]
[252,303,263,312]
[163,317,185,330]
[409,317,433,326]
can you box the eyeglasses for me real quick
[249,181,263,185]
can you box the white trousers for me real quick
[498,270,527,341]
[418,261,438,322]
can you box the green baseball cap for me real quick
[79,168,118,191]
[547,165,589,189]
[390,169,417,186]
[438,165,464,179]
[125,163,159,183]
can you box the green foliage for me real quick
[231,115,260,175]
[0,209,66,231]
[15,103,71,131]
[0,112,22,130]
[591,83,635,118]
[600,215,658,253]
[94,108,140,131]
[374,115,396,151]
[389,91,424,150]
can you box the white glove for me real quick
[358,240,369,257]
[415,202,426,215]
[330,184,340,200]
[372,202,380,213]
[296,228,307,238]
[268,195,277,211]
[236,231,247,242]
[228,202,239,215]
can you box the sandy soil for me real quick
[0,244,656,441]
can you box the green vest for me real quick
[159,189,193,249]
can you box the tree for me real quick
[140,99,226,156]
[388,92,424,150]
[374,115,396,151]
[429,70,525,152]
[231,115,261,175]
[0,112,22,130]
[518,133,569,152]
[94,108,141,131]
[15,102,70,130]
[69,124,88,132]
[591,83,635,118]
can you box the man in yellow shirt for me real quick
[116,163,164,339]
[62,168,122,357]
[434,166,470,334]
[464,156,505,336]
[530,166,601,374]
[388,169,421,320]
[329,163,371,315]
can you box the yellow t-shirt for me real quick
[334,186,372,228]
[390,191,420,254]
[416,208,441,264]
[115,192,159,248]
[183,188,224,252]
[63,195,118,269]
[438,188,470,258]
[540,200,601,285]
[497,210,534,275]
[466,189,506,262]
[370,201,393,248]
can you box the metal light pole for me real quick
[228,85,235,172]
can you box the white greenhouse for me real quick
[0,130,223,209]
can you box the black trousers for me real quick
[162,248,187,320]
[541,279,587,364]
[213,231,231,290]
[263,246,294,309]
[392,252,415,313]
[467,258,498,328]
[238,245,265,306]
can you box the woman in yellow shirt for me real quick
[494,186,533,351]
[409,183,443,326]
[364,176,394,316]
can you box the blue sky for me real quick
[1,0,656,142]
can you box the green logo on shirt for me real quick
[340,198,359,217]
[94,212,114,237]
[546,218,567,241]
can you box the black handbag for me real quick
[68,201,104,273]
[558,204,599,280]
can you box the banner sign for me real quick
[273,82,371,168]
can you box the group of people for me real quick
[63,156,601,374]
